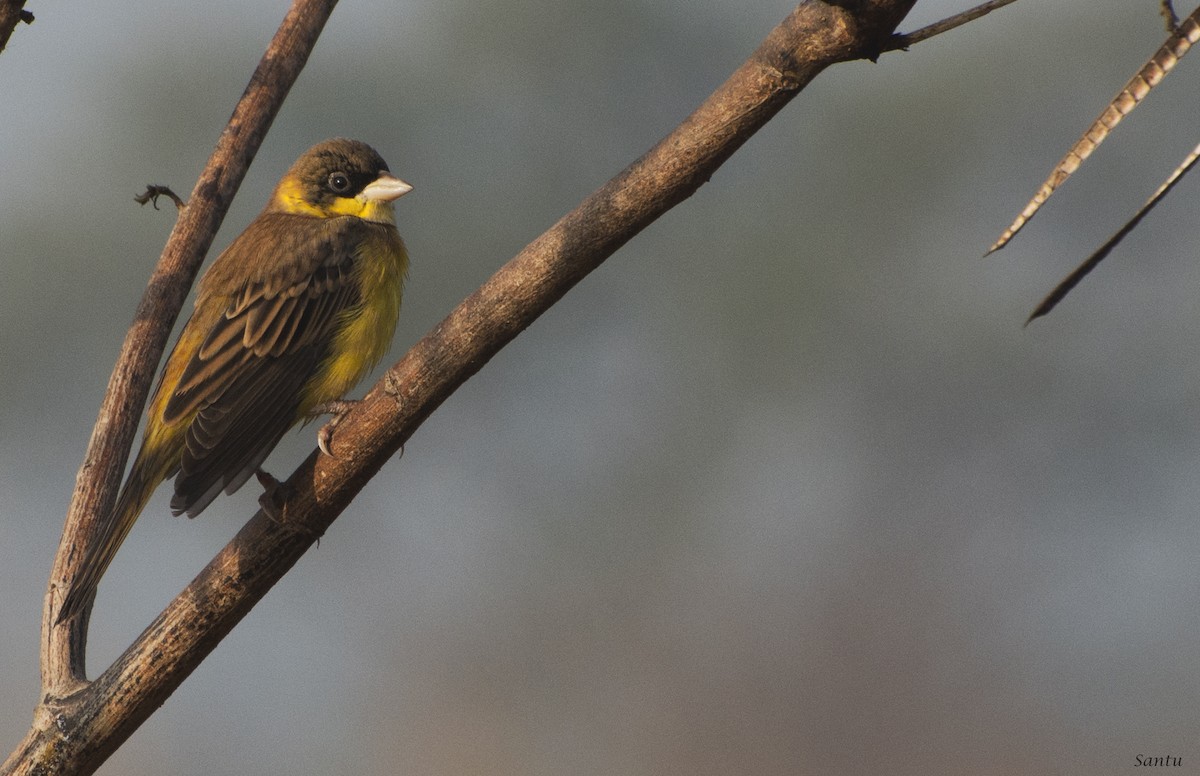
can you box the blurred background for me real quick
[4,0,1200,773]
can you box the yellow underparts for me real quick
[274,175,407,412]
[301,227,408,414]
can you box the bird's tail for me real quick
[57,449,173,623]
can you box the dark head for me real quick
[268,138,412,223]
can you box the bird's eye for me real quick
[327,172,352,193]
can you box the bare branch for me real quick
[886,0,1021,51]
[41,0,339,686]
[1026,140,1200,323]
[0,0,33,55]
[988,6,1200,254]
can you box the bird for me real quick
[57,138,412,623]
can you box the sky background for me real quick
[4,1,1200,774]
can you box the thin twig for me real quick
[41,0,339,687]
[1026,139,1200,324]
[988,5,1200,253]
[886,0,1020,51]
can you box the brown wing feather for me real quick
[163,214,367,516]
[173,351,318,516]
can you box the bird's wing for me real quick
[164,218,364,516]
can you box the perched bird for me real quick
[58,138,412,622]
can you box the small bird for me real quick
[58,138,412,622]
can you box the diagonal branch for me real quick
[10,0,338,774]
[886,0,1020,51]
[0,0,33,55]
[1025,138,1200,323]
[987,5,1200,254]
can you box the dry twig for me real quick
[989,5,1200,254]
[887,0,1019,50]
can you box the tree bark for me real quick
[0,0,32,55]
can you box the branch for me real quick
[1025,139,1200,323]
[0,0,33,55]
[10,0,1026,772]
[987,4,1200,253]
[886,0,1020,51]
[4,1,338,774]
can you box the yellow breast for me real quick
[302,226,408,411]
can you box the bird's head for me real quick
[269,138,412,224]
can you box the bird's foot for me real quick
[312,399,359,457]
[255,469,322,544]
[255,469,289,523]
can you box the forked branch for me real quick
[6,1,1019,774]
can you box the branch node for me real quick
[382,369,405,403]
[886,33,910,52]
[884,0,1020,52]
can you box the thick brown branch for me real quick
[0,0,32,55]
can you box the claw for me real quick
[312,399,358,457]
[318,423,336,457]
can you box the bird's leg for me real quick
[311,399,359,457]
[255,469,288,523]
[255,469,322,544]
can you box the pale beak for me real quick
[360,173,413,203]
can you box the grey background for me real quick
[3,1,1200,773]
